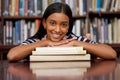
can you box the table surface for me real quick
[0,59,120,80]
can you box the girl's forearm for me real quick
[7,40,48,61]
[74,41,117,59]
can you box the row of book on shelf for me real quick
[88,0,120,12]
[2,17,120,45]
[73,17,120,43]
[89,17,120,43]
[3,19,41,45]
[2,0,87,16]
[2,0,120,17]
[30,46,90,77]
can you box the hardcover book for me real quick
[30,46,90,61]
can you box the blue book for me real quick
[28,0,34,16]
[19,0,24,16]
[15,21,21,44]
[103,19,108,43]
[83,0,87,15]
[96,0,102,12]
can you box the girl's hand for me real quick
[49,39,80,47]
[47,38,75,47]
[54,40,77,47]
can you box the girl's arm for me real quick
[7,39,72,61]
[76,41,117,59]
[59,40,117,59]
[7,40,48,61]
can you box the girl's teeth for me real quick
[52,34,60,38]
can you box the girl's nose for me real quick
[55,25,60,33]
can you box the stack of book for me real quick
[30,46,90,61]
[30,61,91,78]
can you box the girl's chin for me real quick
[50,38,62,42]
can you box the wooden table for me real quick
[0,59,120,80]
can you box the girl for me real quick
[7,2,117,61]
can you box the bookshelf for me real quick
[0,0,120,59]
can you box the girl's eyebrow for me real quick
[61,21,69,24]
[49,19,69,23]
[49,17,68,21]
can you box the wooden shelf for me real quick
[107,44,120,53]
[0,45,17,60]
[72,15,87,19]
[0,45,17,53]
[88,12,120,18]
[89,11,120,14]
[3,16,42,19]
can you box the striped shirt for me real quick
[21,33,96,45]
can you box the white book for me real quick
[118,19,120,43]
[75,20,81,36]
[36,46,83,51]
[101,0,108,12]
[32,50,86,55]
[113,17,118,43]
[114,0,119,11]
[110,0,115,12]
[42,0,48,14]
[108,23,112,43]
[34,0,37,16]
[79,0,83,15]
[23,23,28,41]
[33,46,85,55]
[30,54,90,61]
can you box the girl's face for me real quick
[43,13,69,42]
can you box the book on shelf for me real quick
[30,46,90,61]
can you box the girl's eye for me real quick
[61,23,68,27]
[50,21,56,26]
